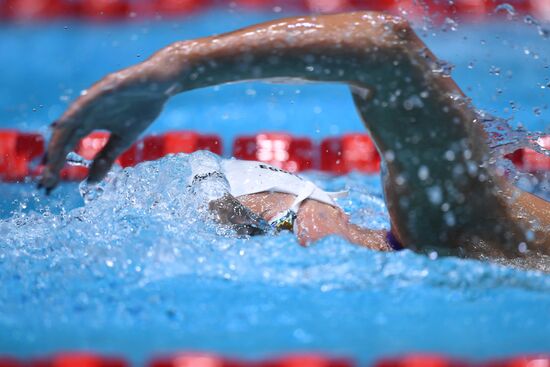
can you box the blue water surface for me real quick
[1,7,550,367]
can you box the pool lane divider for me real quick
[1,353,550,367]
[1,0,549,22]
[0,129,549,183]
[0,130,44,182]
[0,353,128,367]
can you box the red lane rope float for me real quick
[1,0,549,21]
[482,355,550,367]
[320,133,380,174]
[304,0,355,13]
[60,130,222,180]
[233,132,314,173]
[80,0,132,19]
[1,0,74,20]
[3,130,550,183]
[117,134,166,168]
[149,353,354,367]
[60,131,110,181]
[0,357,22,367]
[153,0,207,16]
[0,130,44,182]
[375,354,470,367]
[531,0,550,20]
[30,353,128,367]
[506,136,550,173]
[232,0,281,9]
[149,353,245,367]
[258,354,354,367]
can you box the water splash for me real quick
[494,3,517,20]
[475,111,550,200]
[477,111,548,156]
[432,59,455,77]
[1,153,550,363]
[523,15,550,39]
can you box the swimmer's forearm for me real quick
[144,13,399,92]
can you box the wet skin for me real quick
[38,11,550,258]
[237,192,389,251]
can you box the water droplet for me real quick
[432,60,455,77]
[444,212,456,227]
[403,95,424,110]
[524,15,536,25]
[427,186,443,205]
[418,166,430,180]
[395,175,406,186]
[441,17,458,32]
[444,150,456,161]
[489,66,501,76]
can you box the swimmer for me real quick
[38,11,550,259]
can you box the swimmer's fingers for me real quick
[87,133,134,183]
[85,97,165,182]
[38,119,92,194]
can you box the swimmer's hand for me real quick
[38,68,168,193]
[209,194,271,237]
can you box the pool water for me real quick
[1,8,550,366]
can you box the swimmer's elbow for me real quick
[350,12,416,51]
[381,15,415,43]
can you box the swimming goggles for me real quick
[269,209,298,232]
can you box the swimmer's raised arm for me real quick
[41,11,549,256]
[42,12,466,189]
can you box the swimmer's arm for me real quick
[41,11,475,190]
